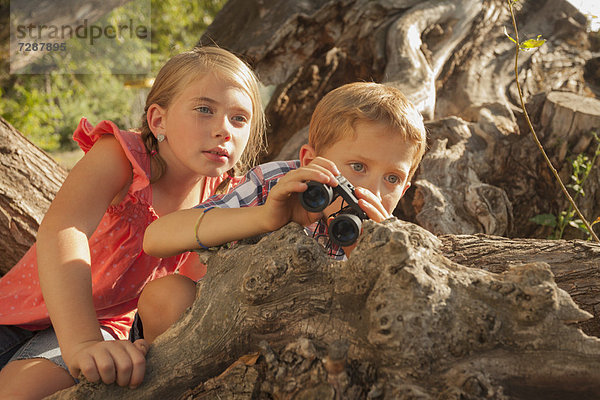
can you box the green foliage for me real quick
[0,82,62,150]
[1,0,226,151]
[531,132,600,240]
[150,0,226,70]
[529,213,557,228]
[503,27,546,51]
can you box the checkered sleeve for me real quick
[194,160,301,211]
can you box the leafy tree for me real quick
[0,0,226,152]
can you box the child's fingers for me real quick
[308,157,341,176]
[269,180,307,203]
[281,164,338,187]
[72,340,147,387]
[357,199,387,222]
[128,341,148,388]
[107,340,147,388]
[71,353,97,383]
[109,344,134,387]
[90,346,117,384]
[133,339,149,356]
[355,188,390,222]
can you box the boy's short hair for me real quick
[308,82,427,180]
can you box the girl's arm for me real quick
[143,206,272,257]
[144,158,340,258]
[37,135,147,387]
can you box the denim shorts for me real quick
[1,325,114,374]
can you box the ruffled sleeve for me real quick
[73,118,151,194]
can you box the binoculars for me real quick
[300,175,368,247]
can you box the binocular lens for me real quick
[300,182,333,212]
[329,214,362,247]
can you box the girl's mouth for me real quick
[203,147,229,163]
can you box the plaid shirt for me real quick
[195,160,345,260]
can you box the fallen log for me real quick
[439,233,600,337]
[49,220,600,399]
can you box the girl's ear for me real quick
[299,144,317,167]
[147,104,167,137]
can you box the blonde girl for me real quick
[0,46,265,399]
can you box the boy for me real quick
[137,82,427,342]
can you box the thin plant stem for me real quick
[507,0,599,242]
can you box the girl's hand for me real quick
[66,339,148,388]
[262,157,340,230]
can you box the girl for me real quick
[0,46,265,399]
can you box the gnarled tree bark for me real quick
[48,221,600,399]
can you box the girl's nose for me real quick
[214,118,232,141]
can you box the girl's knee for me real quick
[0,358,75,400]
[137,274,197,342]
[139,274,196,312]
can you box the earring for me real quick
[157,134,166,143]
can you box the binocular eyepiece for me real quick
[300,176,368,247]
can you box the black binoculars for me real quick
[300,175,368,247]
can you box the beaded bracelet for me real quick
[194,209,211,249]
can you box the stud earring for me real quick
[157,134,166,143]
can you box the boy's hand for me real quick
[66,338,148,388]
[341,187,393,256]
[263,157,340,230]
[354,187,393,223]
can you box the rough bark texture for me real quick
[0,117,66,275]
[49,221,600,399]
[439,233,600,337]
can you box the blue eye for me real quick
[195,106,211,114]
[386,174,400,184]
[350,163,365,172]
[232,115,248,123]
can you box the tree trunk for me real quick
[48,221,600,399]
[0,117,66,276]
[439,233,600,337]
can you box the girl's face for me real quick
[155,72,253,179]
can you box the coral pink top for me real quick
[0,118,232,339]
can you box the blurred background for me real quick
[1,0,597,169]
[2,0,226,169]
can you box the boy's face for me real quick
[302,120,415,217]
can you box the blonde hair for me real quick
[140,46,266,183]
[308,82,427,180]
